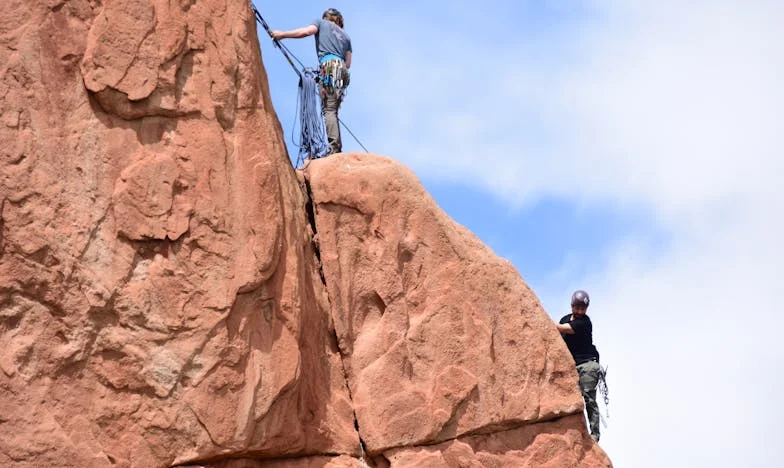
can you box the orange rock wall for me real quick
[0,1,357,466]
[305,154,610,466]
[0,1,610,467]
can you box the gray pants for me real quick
[576,360,600,441]
[320,86,343,154]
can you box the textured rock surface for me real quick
[382,414,609,467]
[0,1,357,466]
[305,154,601,458]
[1,1,611,467]
[181,455,360,468]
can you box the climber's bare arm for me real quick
[345,51,352,69]
[556,322,575,335]
[271,25,317,40]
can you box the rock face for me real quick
[382,415,609,467]
[0,1,611,467]
[0,1,356,466]
[305,154,610,466]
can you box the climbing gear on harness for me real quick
[319,56,350,90]
[571,290,590,307]
[597,365,610,426]
[598,365,609,405]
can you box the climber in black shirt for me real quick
[556,289,602,442]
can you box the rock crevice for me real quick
[301,153,610,466]
[0,1,610,466]
[301,170,371,463]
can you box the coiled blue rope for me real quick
[294,70,329,167]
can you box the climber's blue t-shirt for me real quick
[310,18,352,60]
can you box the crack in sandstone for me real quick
[187,406,224,452]
[171,453,354,468]
[64,205,111,284]
[295,167,596,467]
[302,175,325,286]
[379,412,587,460]
[432,385,480,442]
[301,170,371,463]
[0,198,5,255]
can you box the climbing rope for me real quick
[338,117,369,153]
[295,70,329,165]
[252,5,302,79]
[251,3,369,166]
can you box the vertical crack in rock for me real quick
[0,0,610,463]
[291,155,611,467]
[302,175,325,286]
[301,170,371,464]
[0,198,5,256]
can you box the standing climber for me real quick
[271,8,352,156]
[556,290,602,442]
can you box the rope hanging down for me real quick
[295,70,329,163]
[251,4,368,165]
[253,4,324,164]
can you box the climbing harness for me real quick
[597,365,610,427]
[319,55,350,90]
[251,4,368,167]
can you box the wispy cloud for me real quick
[348,0,782,219]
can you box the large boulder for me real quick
[0,1,611,467]
[0,1,357,466]
[304,153,610,466]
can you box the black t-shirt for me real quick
[559,314,600,365]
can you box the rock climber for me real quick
[271,8,352,156]
[555,289,602,442]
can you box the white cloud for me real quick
[350,0,782,218]
[345,1,783,466]
[559,208,783,467]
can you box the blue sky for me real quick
[252,1,783,466]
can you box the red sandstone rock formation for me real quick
[304,154,610,466]
[0,1,611,467]
[1,1,356,466]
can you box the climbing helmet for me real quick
[571,290,590,307]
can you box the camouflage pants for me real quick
[576,360,600,441]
